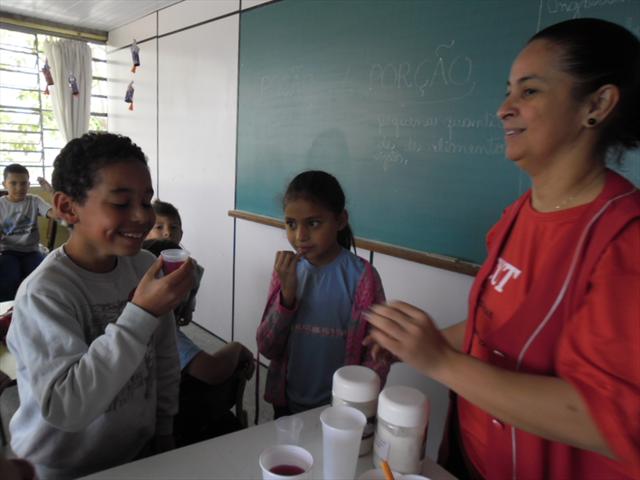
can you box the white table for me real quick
[83,406,456,479]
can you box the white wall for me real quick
[107,21,158,191]
[157,16,238,339]
[159,0,239,35]
[107,0,474,454]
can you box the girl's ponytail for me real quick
[338,223,356,253]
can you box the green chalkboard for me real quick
[237,0,640,265]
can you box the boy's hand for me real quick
[274,251,299,309]
[132,258,195,317]
[236,343,255,380]
[37,176,54,193]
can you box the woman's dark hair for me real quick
[283,170,355,252]
[52,132,147,203]
[529,18,640,161]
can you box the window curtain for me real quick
[42,39,92,142]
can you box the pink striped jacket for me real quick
[256,257,391,407]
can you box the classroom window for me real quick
[0,28,107,184]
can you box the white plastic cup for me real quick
[332,365,380,456]
[275,415,304,445]
[320,405,367,480]
[160,248,189,274]
[400,476,431,480]
[259,445,313,480]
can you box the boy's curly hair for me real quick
[52,132,147,204]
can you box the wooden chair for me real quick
[44,217,58,252]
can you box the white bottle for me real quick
[332,365,381,456]
[373,386,429,474]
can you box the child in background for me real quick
[257,170,391,418]
[7,133,194,479]
[146,200,183,245]
[144,200,254,445]
[0,164,56,301]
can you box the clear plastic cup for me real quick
[259,445,313,480]
[320,405,367,480]
[275,415,304,445]
[160,248,189,274]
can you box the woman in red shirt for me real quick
[366,18,640,480]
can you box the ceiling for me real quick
[0,0,182,33]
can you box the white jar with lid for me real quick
[373,386,429,474]
[332,365,381,456]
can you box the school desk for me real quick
[82,405,457,479]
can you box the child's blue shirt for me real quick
[286,248,365,412]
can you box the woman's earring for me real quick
[587,118,597,126]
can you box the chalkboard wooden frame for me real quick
[229,209,481,276]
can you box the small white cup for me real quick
[275,415,304,445]
[259,445,313,480]
[400,476,431,480]
[320,405,367,480]
[160,248,189,274]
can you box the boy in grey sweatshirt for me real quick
[7,132,194,479]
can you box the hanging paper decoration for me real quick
[130,40,140,73]
[41,59,54,95]
[125,81,135,111]
[68,73,79,96]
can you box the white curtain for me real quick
[43,39,92,142]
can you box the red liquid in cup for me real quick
[269,464,305,476]
[162,260,184,274]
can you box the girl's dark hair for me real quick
[529,18,640,161]
[52,132,147,203]
[284,170,355,251]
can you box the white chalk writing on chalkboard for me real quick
[368,41,476,103]
[374,111,504,167]
[259,65,314,99]
[546,0,628,19]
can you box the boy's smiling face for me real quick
[59,161,155,272]
[3,172,30,202]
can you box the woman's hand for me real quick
[132,258,195,317]
[367,304,614,457]
[365,301,454,378]
[274,251,299,308]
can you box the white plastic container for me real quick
[373,386,429,474]
[332,365,381,456]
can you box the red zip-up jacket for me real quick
[453,170,640,479]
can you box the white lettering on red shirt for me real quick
[489,257,522,293]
